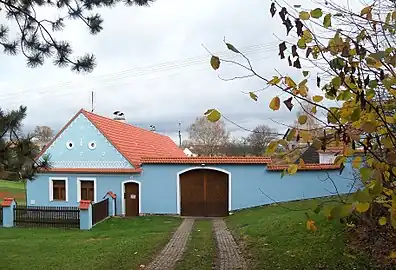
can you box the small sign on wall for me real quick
[130,194,136,199]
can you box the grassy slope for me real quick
[227,199,373,270]
[0,180,25,204]
[175,219,215,270]
[0,216,181,270]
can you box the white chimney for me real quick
[113,111,126,123]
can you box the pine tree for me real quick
[0,0,152,72]
[0,106,50,180]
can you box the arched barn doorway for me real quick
[179,169,229,217]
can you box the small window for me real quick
[66,141,74,149]
[52,180,66,201]
[80,181,94,201]
[88,141,96,150]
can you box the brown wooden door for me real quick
[125,183,139,216]
[205,170,229,217]
[180,169,228,217]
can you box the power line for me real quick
[0,42,277,100]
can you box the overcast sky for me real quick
[0,0,363,143]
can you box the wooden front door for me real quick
[124,183,139,216]
[180,169,228,217]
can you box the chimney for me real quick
[113,110,126,123]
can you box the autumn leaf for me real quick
[283,97,294,111]
[210,56,220,70]
[312,95,323,102]
[269,96,281,111]
[360,121,377,133]
[360,6,372,16]
[352,156,362,169]
[268,76,281,85]
[298,115,308,124]
[366,56,382,68]
[356,202,370,213]
[379,217,387,226]
[204,109,221,122]
[323,13,332,28]
[306,220,317,231]
[226,43,240,53]
[288,164,298,175]
[249,92,258,101]
[299,11,310,20]
[285,76,297,88]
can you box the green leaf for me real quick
[312,95,323,102]
[379,217,387,226]
[360,167,373,181]
[302,30,313,43]
[303,70,309,77]
[368,80,378,88]
[330,204,353,218]
[369,51,385,61]
[297,38,307,49]
[280,169,286,178]
[266,141,278,155]
[205,109,221,122]
[288,164,298,175]
[310,8,323,19]
[298,115,308,124]
[313,204,322,214]
[286,128,297,141]
[299,11,310,20]
[268,76,281,85]
[323,13,332,28]
[226,43,240,53]
[269,96,280,111]
[354,189,372,203]
[210,56,220,70]
[366,56,382,68]
[312,138,322,150]
[332,76,342,89]
[249,92,258,101]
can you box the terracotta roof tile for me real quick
[267,163,341,171]
[79,200,91,210]
[36,109,185,168]
[1,197,15,207]
[141,156,272,164]
[106,191,117,199]
[39,168,142,173]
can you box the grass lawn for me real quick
[0,216,181,270]
[176,219,215,270]
[0,179,26,205]
[227,198,374,270]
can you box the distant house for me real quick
[183,148,198,157]
[28,109,361,217]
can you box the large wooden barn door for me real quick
[180,169,228,217]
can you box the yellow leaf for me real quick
[285,76,297,88]
[205,109,221,122]
[386,116,395,124]
[391,195,396,229]
[269,96,280,111]
[299,85,308,97]
[379,217,387,226]
[393,11,396,21]
[311,106,317,114]
[312,95,324,102]
[288,164,298,175]
[352,156,362,169]
[299,158,305,167]
[390,251,396,259]
[299,130,312,141]
[210,56,220,70]
[268,76,281,85]
[298,115,308,124]
[360,121,377,133]
[356,202,370,213]
[299,11,310,20]
[302,30,313,43]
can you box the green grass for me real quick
[176,219,215,270]
[226,198,373,270]
[0,216,182,270]
[0,179,26,205]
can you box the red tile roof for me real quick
[141,156,272,164]
[36,109,185,168]
[39,168,142,173]
[1,197,15,207]
[79,200,91,210]
[266,163,341,171]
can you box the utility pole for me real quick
[91,91,95,112]
[178,122,182,147]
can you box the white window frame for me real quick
[77,177,97,203]
[49,177,69,202]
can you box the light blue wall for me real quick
[27,161,362,215]
[40,113,133,169]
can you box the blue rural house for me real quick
[28,109,360,217]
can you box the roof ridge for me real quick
[81,109,172,140]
